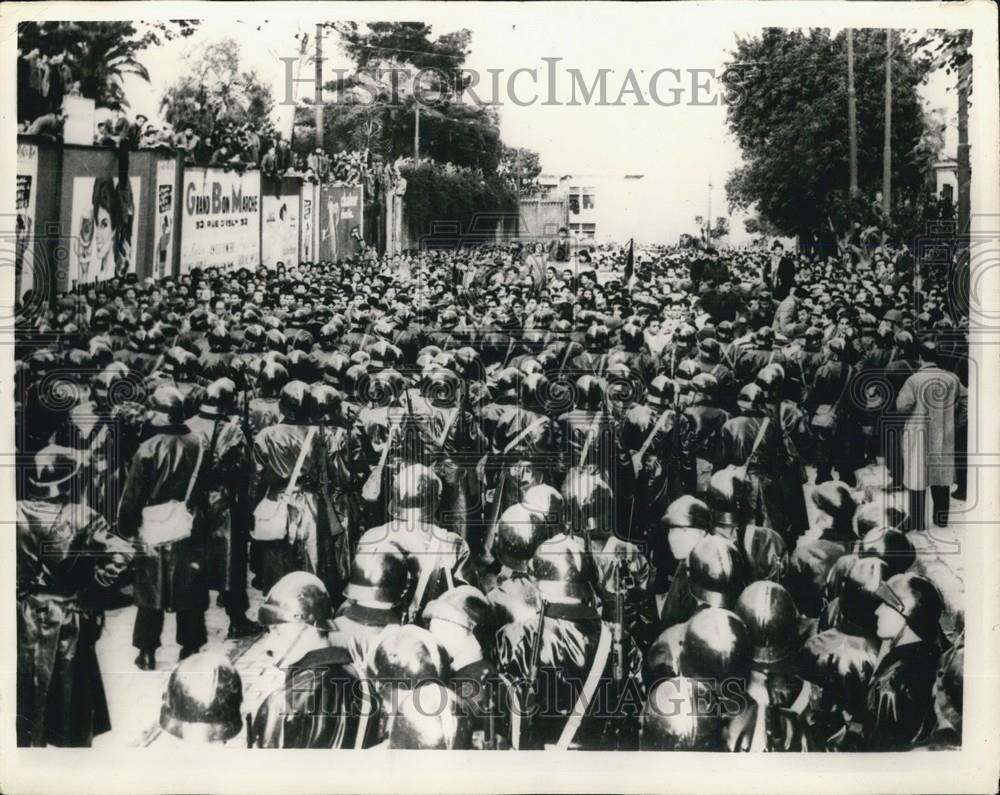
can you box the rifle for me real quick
[612,559,625,682]
[361,410,398,503]
[520,601,547,750]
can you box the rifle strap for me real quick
[503,417,548,455]
[554,622,612,750]
[745,417,771,469]
[636,408,671,463]
[284,426,317,498]
[437,407,461,449]
[183,436,206,504]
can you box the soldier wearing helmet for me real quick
[558,375,622,487]
[16,447,133,746]
[798,556,883,750]
[641,677,725,751]
[685,372,731,496]
[865,573,944,749]
[807,333,863,487]
[187,378,260,639]
[785,481,858,618]
[386,682,474,750]
[423,585,510,748]
[678,606,752,703]
[621,375,696,541]
[332,540,411,671]
[159,653,243,744]
[117,385,209,670]
[726,581,810,751]
[652,495,712,630]
[250,572,374,749]
[355,464,475,622]
[247,361,288,436]
[496,533,643,750]
[249,380,324,592]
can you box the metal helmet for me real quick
[811,480,856,521]
[574,374,606,411]
[208,323,231,352]
[369,624,452,687]
[159,652,244,743]
[521,484,565,535]
[307,384,343,424]
[344,363,369,399]
[663,495,712,531]
[690,372,719,400]
[421,368,462,407]
[741,524,788,582]
[361,368,405,407]
[387,683,472,750]
[641,677,723,751]
[259,571,335,628]
[289,328,314,353]
[584,324,609,350]
[350,349,371,367]
[496,503,551,573]
[287,349,318,382]
[754,363,784,397]
[321,353,352,388]
[645,623,686,682]
[675,324,697,347]
[734,581,800,667]
[798,629,876,718]
[27,446,80,499]
[675,359,700,384]
[621,322,643,351]
[854,499,907,537]
[753,325,775,348]
[698,338,722,363]
[343,540,411,615]
[149,385,187,424]
[679,606,753,684]
[494,366,523,399]
[264,328,286,352]
[259,361,290,398]
[519,357,543,376]
[278,380,310,423]
[858,527,916,577]
[367,339,402,370]
[390,463,441,522]
[647,375,676,408]
[874,572,944,642]
[423,584,494,653]
[706,468,748,526]
[200,377,237,416]
[688,535,747,608]
[529,533,596,605]
[561,468,614,535]
[736,383,764,413]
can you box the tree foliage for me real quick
[292,22,504,173]
[400,161,517,239]
[159,37,275,140]
[723,28,934,247]
[18,21,198,112]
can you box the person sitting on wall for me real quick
[26,107,66,139]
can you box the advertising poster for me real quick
[262,192,299,268]
[181,167,261,272]
[319,185,363,262]
[68,175,141,285]
[16,142,38,299]
[153,159,177,279]
[300,183,316,263]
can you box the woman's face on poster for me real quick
[94,204,113,263]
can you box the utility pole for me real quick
[847,28,858,195]
[315,23,323,150]
[706,181,713,241]
[957,45,971,245]
[414,102,420,160]
[882,28,892,218]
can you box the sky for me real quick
[122,10,958,244]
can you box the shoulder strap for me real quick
[745,417,771,467]
[637,408,672,461]
[503,416,548,454]
[183,436,206,503]
[437,407,461,448]
[285,426,317,496]
[554,622,613,750]
[832,365,853,412]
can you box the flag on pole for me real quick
[624,238,636,289]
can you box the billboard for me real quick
[301,183,317,263]
[262,192,299,268]
[181,167,261,272]
[67,175,141,285]
[153,159,177,279]
[16,142,38,299]
[319,185,363,262]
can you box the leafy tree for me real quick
[498,145,543,194]
[18,21,198,115]
[293,22,503,172]
[160,38,275,141]
[723,28,934,250]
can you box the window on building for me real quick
[569,187,581,215]
[942,183,954,203]
[582,188,596,210]
[581,223,596,240]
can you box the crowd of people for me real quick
[15,235,966,752]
